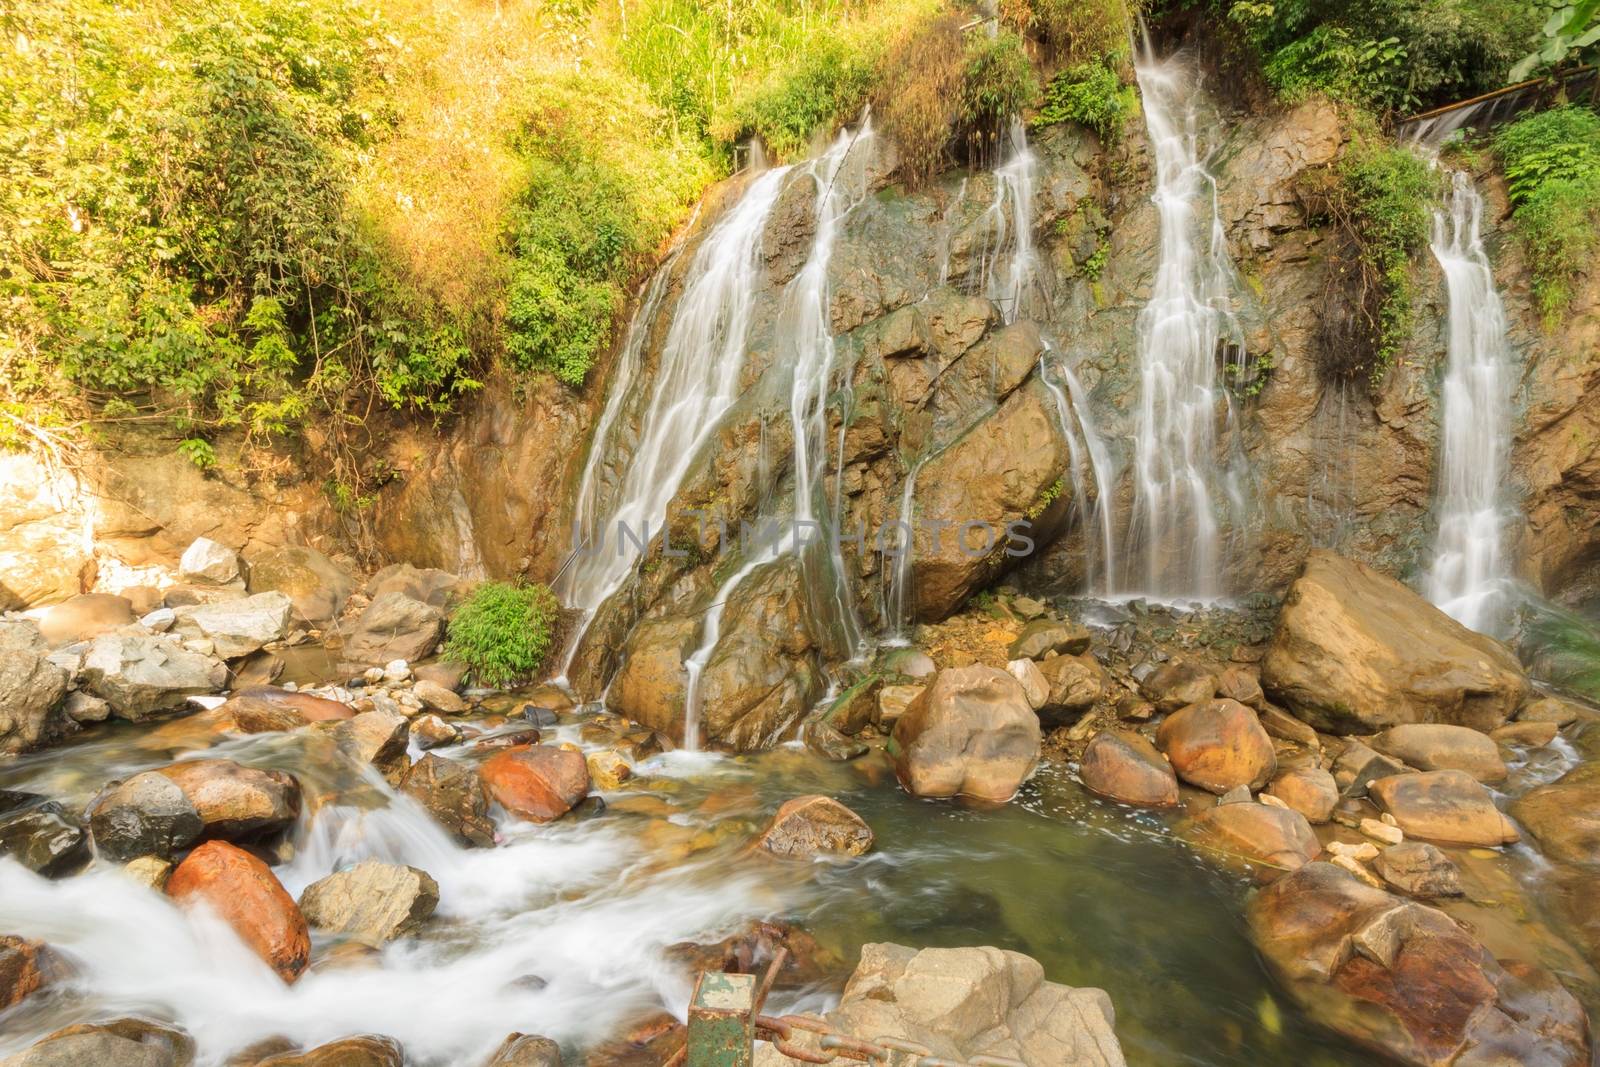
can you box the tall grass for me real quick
[1522,603,1600,701]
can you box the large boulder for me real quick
[245,546,355,625]
[1185,801,1321,874]
[89,772,204,860]
[79,634,227,721]
[401,754,496,847]
[0,1016,195,1067]
[166,840,310,983]
[1155,699,1276,794]
[154,759,300,842]
[755,796,873,858]
[480,745,589,823]
[1248,862,1590,1066]
[752,942,1125,1066]
[179,536,243,584]
[38,593,135,646]
[340,592,443,666]
[890,666,1040,802]
[1370,724,1507,783]
[1078,730,1179,808]
[298,860,439,944]
[1511,762,1600,865]
[171,592,293,659]
[1261,552,1529,733]
[0,621,69,754]
[1369,771,1520,848]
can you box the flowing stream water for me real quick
[1424,170,1517,634]
[1127,53,1242,599]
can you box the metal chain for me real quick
[753,1012,1026,1067]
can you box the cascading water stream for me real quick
[555,167,792,674]
[1127,52,1242,599]
[680,123,875,747]
[976,119,1044,325]
[880,456,927,645]
[1041,350,1118,593]
[1424,170,1517,633]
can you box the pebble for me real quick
[1326,840,1380,861]
[383,659,411,683]
[1330,853,1385,888]
[1361,817,1404,845]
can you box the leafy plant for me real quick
[956,29,1040,168]
[1034,60,1137,145]
[441,580,561,688]
[1511,0,1600,81]
[177,438,218,470]
[1496,106,1600,316]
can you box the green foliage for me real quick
[1511,0,1600,81]
[1496,107,1600,316]
[442,580,561,688]
[1002,0,1134,64]
[1522,603,1600,699]
[957,30,1041,167]
[725,37,879,161]
[1034,61,1137,145]
[177,438,218,470]
[1224,0,1540,113]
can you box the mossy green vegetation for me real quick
[1495,106,1600,319]
[1034,60,1138,145]
[442,580,561,688]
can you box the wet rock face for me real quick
[755,795,874,858]
[1261,552,1529,733]
[1264,766,1338,824]
[751,941,1125,1067]
[166,840,310,983]
[1185,801,1321,875]
[485,1034,563,1067]
[891,665,1041,803]
[224,687,357,733]
[89,772,204,861]
[0,1016,196,1067]
[1511,762,1600,866]
[401,754,495,848]
[1249,861,1591,1067]
[0,936,57,1012]
[0,804,89,876]
[154,759,301,843]
[0,621,69,754]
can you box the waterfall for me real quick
[974,119,1043,325]
[881,456,927,644]
[1128,53,1242,599]
[555,166,792,671]
[1425,171,1516,633]
[680,122,875,747]
[1041,349,1117,593]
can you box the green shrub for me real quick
[957,30,1040,167]
[1034,60,1137,145]
[1496,107,1600,317]
[442,581,561,688]
[1002,0,1133,64]
[724,36,878,160]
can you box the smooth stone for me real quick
[1079,730,1179,808]
[298,860,439,944]
[155,759,300,842]
[0,1016,195,1067]
[755,795,874,858]
[89,772,203,861]
[166,840,309,983]
[1185,801,1321,875]
[1006,619,1092,661]
[0,806,89,876]
[1370,723,1507,783]
[1369,771,1519,848]
[890,666,1039,803]
[1156,698,1276,795]
[1372,841,1464,898]
[1264,765,1338,824]
[480,745,590,823]
[1510,762,1600,865]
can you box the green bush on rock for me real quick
[1496,106,1600,319]
[1034,60,1137,145]
[442,581,560,689]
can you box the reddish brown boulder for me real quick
[755,796,873,858]
[1079,731,1178,808]
[167,840,310,983]
[1249,861,1590,1066]
[480,745,590,823]
[1185,802,1321,874]
[1511,762,1600,865]
[226,686,356,733]
[1156,699,1276,794]
[0,935,56,1011]
[1264,765,1338,824]
[1369,771,1519,848]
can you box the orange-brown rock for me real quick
[1369,771,1519,848]
[890,666,1039,802]
[755,795,873,858]
[1264,765,1338,823]
[155,758,300,841]
[1185,801,1321,874]
[0,935,55,1011]
[226,686,356,733]
[1155,699,1276,794]
[1510,762,1600,865]
[1078,730,1178,808]
[166,840,310,983]
[480,745,590,823]
[1370,724,1507,783]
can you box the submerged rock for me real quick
[0,1016,195,1067]
[1155,698,1276,795]
[1078,730,1179,808]
[1369,771,1519,848]
[0,805,90,876]
[0,935,58,1012]
[226,686,356,733]
[248,1035,405,1066]
[79,633,227,721]
[400,754,495,848]
[166,840,309,983]
[154,759,300,843]
[1372,842,1464,899]
[755,795,873,858]
[298,860,439,944]
[890,666,1039,802]
[1249,861,1590,1067]
[484,1034,563,1067]
[1261,551,1528,733]
[752,942,1125,1066]
[480,745,590,823]
[1185,801,1321,875]
[1370,723,1507,783]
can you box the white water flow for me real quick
[881,456,927,645]
[680,125,874,747]
[975,119,1042,325]
[555,167,792,672]
[1041,351,1118,593]
[1128,54,1239,599]
[1425,170,1516,633]
[0,749,792,1066]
